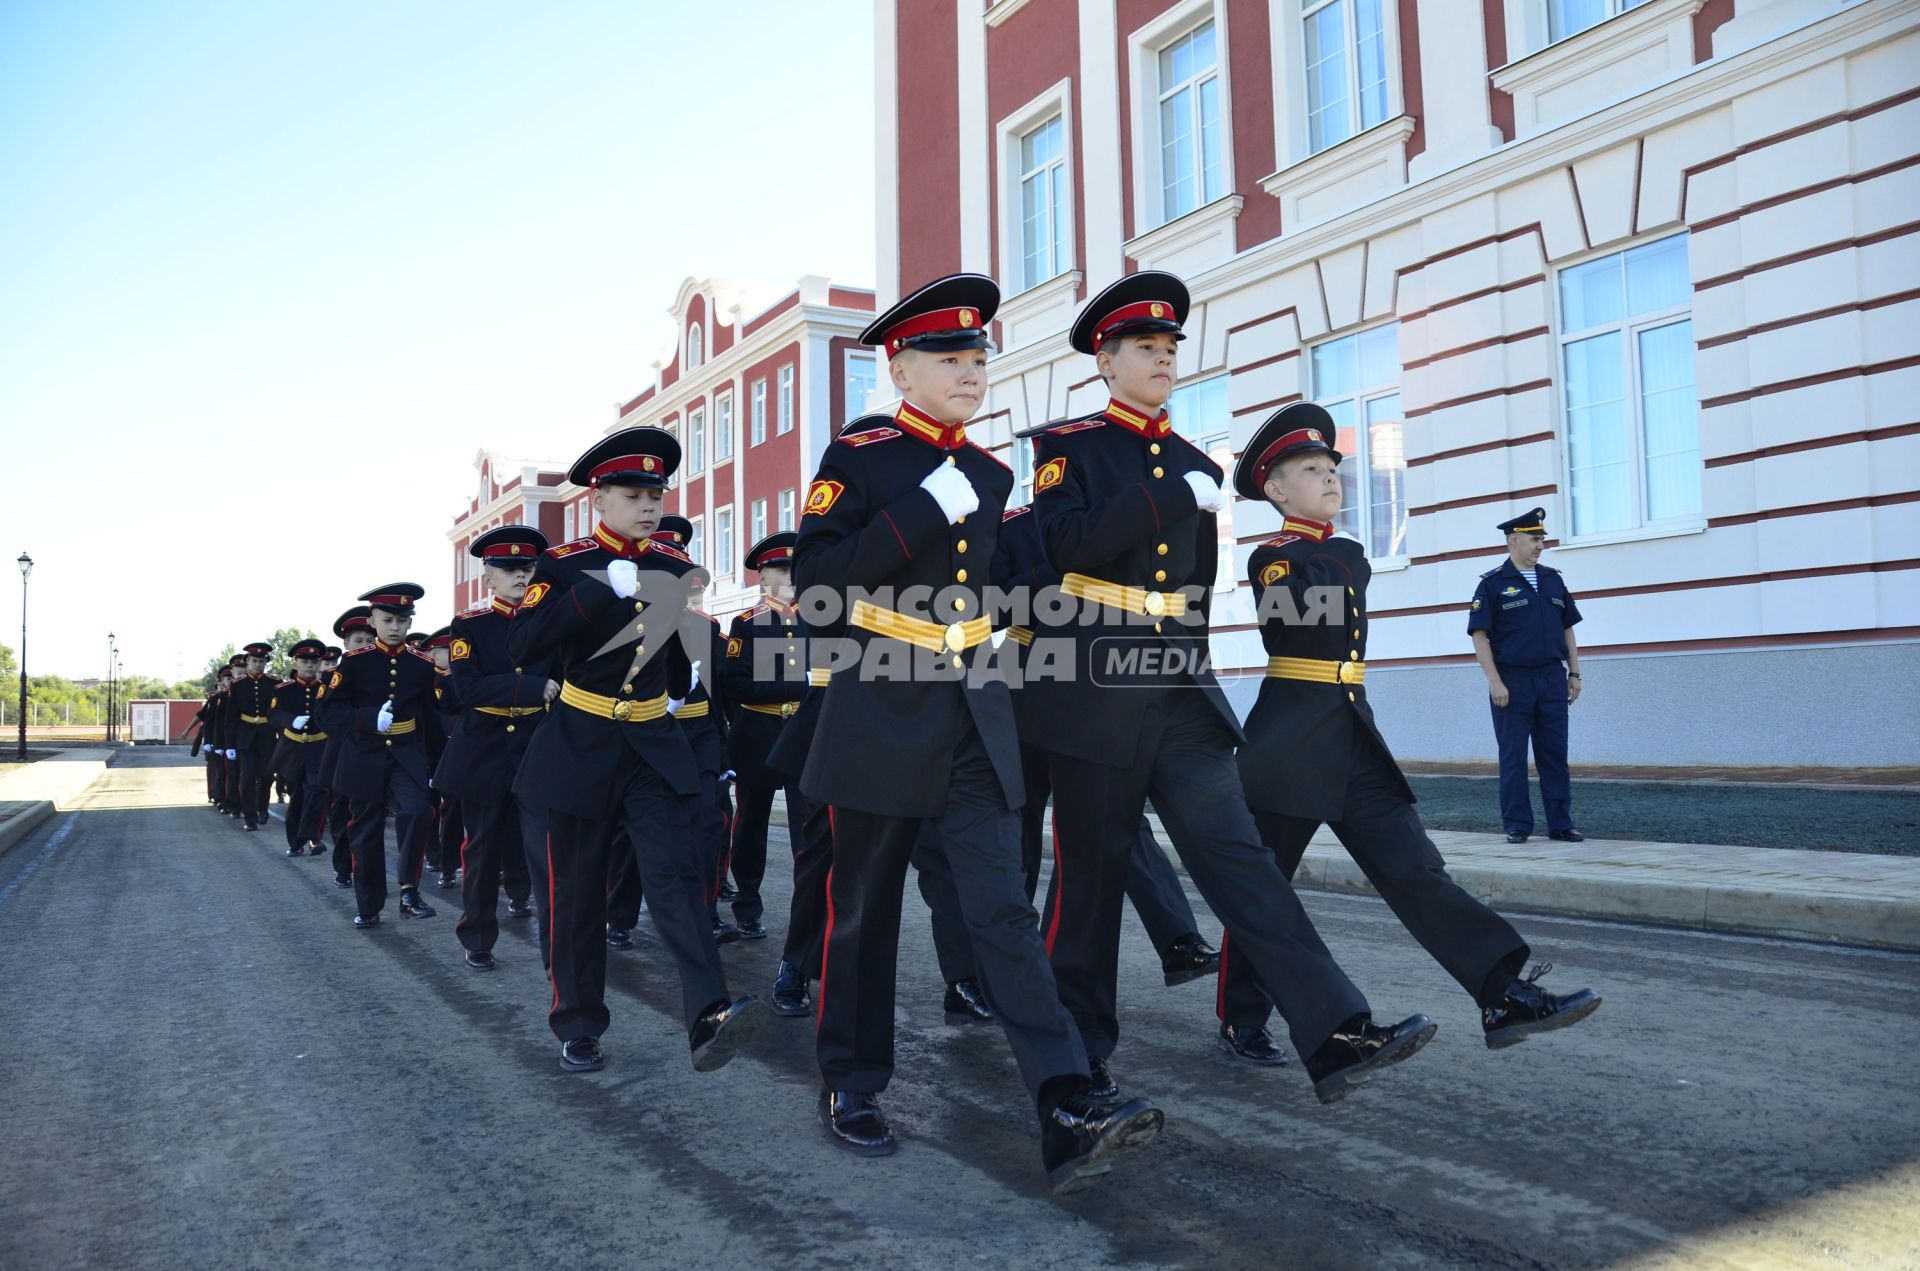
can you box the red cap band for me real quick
[883,305,983,353]
[1093,299,1179,345]
[1251,427,1334,486]
[365,593,415,608]
[480,542,536,559]
[587,453,664,485]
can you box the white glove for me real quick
[292,715,310,731]
[689,659,702,679]
[376,701,394,734]
[921,462,979,524]
[1184,471,1226,513]
[721,769,736,782]
[225,748,237,760]
[666,698,684,716]
[607,559,639,598]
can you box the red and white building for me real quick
[449,276,878,627]
[878,0,1920,767]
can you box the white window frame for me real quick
[778,488,796,531]
[843,352,878,424]
[1544,0,1651,46]
[687,404,707,472]
[686,321,704,370]
[687,514,705,566]
[714,388,735,464]
[776,364,795,436]
[714,506,735,578]
[750,377,768,447]
[750,497,768,547]
[1270,0,1405,167]
[995,80,1077,295]
[1299,0,1395,156]
[1553,232,1701,543]
[563,504,576,542]
[1127,0,1234,236]
[1305,321,1407,564]
[1167,373,1238,590]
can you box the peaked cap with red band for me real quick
[470,523,549,563]
[332,606,373,639]
[861,273,999,356]
[567,425,680,490]
[241,641,273,659]
[1070,269,1190,354]
[289,638,327,660]
[654,515,694,549]
[358,582,425,615]
[743,530,797,573]
[1232,402,1344,502]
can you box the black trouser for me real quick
[816,726,1086,1109]
[783,800,834,978]
[347,761,429,918]
[328,792,354,875]
[521,803,552,970]
[206,751,222,802]
[911,825,978,985]
[426,792,464,874]
[700,774,731,923]
[456,794,534,954]
[1043,688,1369,1062]
[539,756,728,1043]
[606,828,641,932]
[728,779,801,925]
[236,732,274,825]
[1220,730,1530,1030]
[283,749,324,850]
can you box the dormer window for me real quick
[687,322,704,370]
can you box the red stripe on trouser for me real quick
[1043,789,1065,956]
[546,830,561,1017]
[815,807,837,1029]
[1215,931,1229,1021]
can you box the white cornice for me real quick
[616,302,870,431]
[447,481,564,542]
[985,0,1037,28]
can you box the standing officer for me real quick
[1022,271,1435,1107]
[269,638,330,856]
[320,608,376,887]
[721,531,808,942]
[225,641,279,832]
[1221,407,1601,1057]
[440,526,554,972]
[1468,509,1586,843]
[509,426,764,1075]
[322,584,439,927]
[795,274,1159,1192]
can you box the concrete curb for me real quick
[0,802,57,858]
[0,749,114,862]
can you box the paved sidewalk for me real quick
[0,748,115,858]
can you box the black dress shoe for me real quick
[559,1037,605,1072]
[1506,832,1530,843]
[465,948,496,972]
[333,873,353,889]
[1306,1013,1438,1105]
[436,871,459,889]
[713,919,742,945]
[717,880,739,901]
[284,844,303,857]
[770,961,812,1017]
[1160,933,1221,987]
[353,913,379,930]
[1483,963,1601,1049]
[1547,828,1586,842]
[943,978,994,1025]
[818,1089,897,1157]
[605,925,634,950]
[1042,1091,1164,1195]
[1085,1055,1119,1101]
[506,897,533,919]
[735,919,767,941]
[398,891,435,919]
[689,996,769,1072]
[1217,1022,1289,1066]
[243,821,258,832]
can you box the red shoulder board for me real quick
[968,442,1011,471]
[456,603,494,620]
[548,537,599,559]
[1263,533,1303,549]
[343,645,378,658]
[409,649,437,664]
[842,426,902,447]
[741,602,771,621]
[1001,505,1033,521]
[1046,418,1106,436]
[647,540,692,564]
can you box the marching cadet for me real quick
[508,426,764,1075]
[720,531,808,941]
[321,584,439,927]
[439,526,554,972]
[424,626,465,889]
[794,273,1158,1192]
[320,608,376,887]
[269,638,330,856]
[1469,509,1587,844]
[197,667,231,808]
[664,533,734,940]
[1220,406,1601,1059]
[322,645,341,676]
[1022,271,1435,1107]
[220,653,249,815]
[225,641,278,831]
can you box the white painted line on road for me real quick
[0,813,79,913]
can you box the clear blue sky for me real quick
[0,0,875,681]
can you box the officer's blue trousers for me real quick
[1490,663,1572,835]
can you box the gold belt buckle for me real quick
[781,701,797,718]
[1143,591,1167,617]
[611,699,634,722]
[1337,660,1358,684]
[943,621,968,653]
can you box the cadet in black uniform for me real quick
[321,584,439,927]
[796,274,1158,1191]
[1469,509,1587,843]
[219,653,249,815]
[666,535,735,942]
[423,627,465,888]
[509,427,763,1075]
[721,532,808,941]
[1023,271,1436,1106]
[224,641,279,831]
[440,526,554,972]
[1220,406,1601,1057]
[269,638,329,856]
[319,609,375,886]
[197,668,230,809]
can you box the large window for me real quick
[563,504,576,541]
[1558,233,1698,537]
[844,353,876,423]
[686,323,704,370]
[714,389,734,463]
[778,488,796,531]
[1170,374,1236,587]
[1156,20,1224,223]
[687,515,704,566]
[1549,0,1650,43]
[1303,0,1389,154]
[1013,429,1036,507]
[1310,323,1406,559]
[687,405,707,472]
[750,497,768,547]
[777,364,795,435]
[751,377,768,446]
[714,506,734,576]
[1018,115,1069,289]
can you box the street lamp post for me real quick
[106,632,118,743]
[16,553,31,761]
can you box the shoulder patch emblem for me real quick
[450,638,471,662]
[1034,456,1067,494]
[726,636,743,659]
[1472,598,1482,611]
[804,478,845,517]
[1501,585,1521,596]
[328,671,343,689]
[522,581,550,608]
[1259,561,1291,586]
[842,427,901,447]
[549,538,598,558]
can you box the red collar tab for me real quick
[375,640,405,654]
[492,597,516,617]
[1102,399,1172,438]
[762,596,796,617]
[586,453,665,485]
[882,306,982,354]
[591,523,651,558]
[1251,426,1335,489]
[895,402,967,451]
[1093,299,1180,346]
[1281,516,1333,541]
[480,541,537,560]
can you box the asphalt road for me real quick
[2,750,1917,1270]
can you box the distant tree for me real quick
[0,641,15,684]
[199,645,237,695]
[267,627,324,679]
